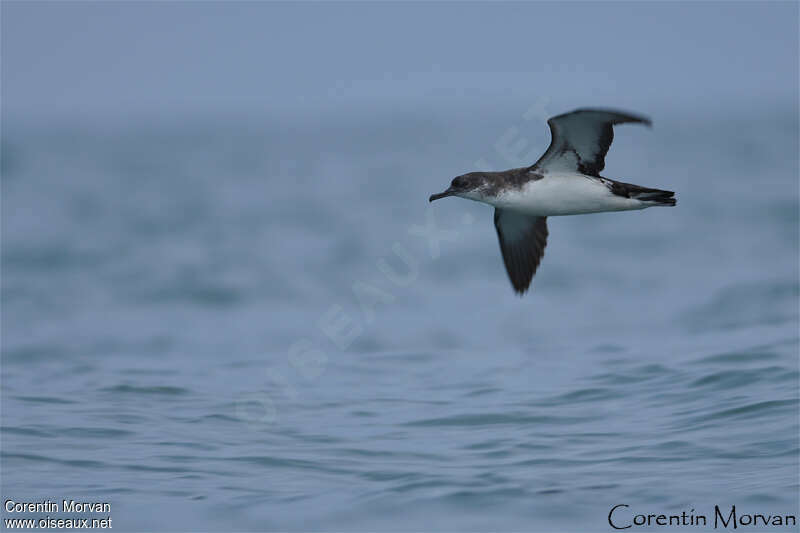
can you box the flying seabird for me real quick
[429,108,676,295]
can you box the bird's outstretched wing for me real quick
[494,209,548,294]
[530,108,651,177]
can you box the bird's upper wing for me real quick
[494,209,548,294]
[530,108,651,177]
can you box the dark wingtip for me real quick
[628,112,652,127]
[511,278,531,295]
[570,107,652,127]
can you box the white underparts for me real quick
[461,173,650,217]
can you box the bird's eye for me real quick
[452,177,464,188]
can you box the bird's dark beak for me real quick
[429,188,455,202]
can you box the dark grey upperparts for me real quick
[480,167,543,198]
[429,167,543,202]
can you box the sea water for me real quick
[2,106,798,530]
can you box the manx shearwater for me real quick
[429,108,676,295]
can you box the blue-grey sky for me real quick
[2,2,797,121]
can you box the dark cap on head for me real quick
[429,174,479,202]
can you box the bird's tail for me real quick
[610,180,676,206]
[632,187,676,206]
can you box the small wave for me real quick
[100,384,190,395]
[403,412,592,427]
[678,398,799,429]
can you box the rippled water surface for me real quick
[2,108,798,530]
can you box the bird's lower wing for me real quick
[494,209,549,294]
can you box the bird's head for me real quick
[429,172,487,202]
